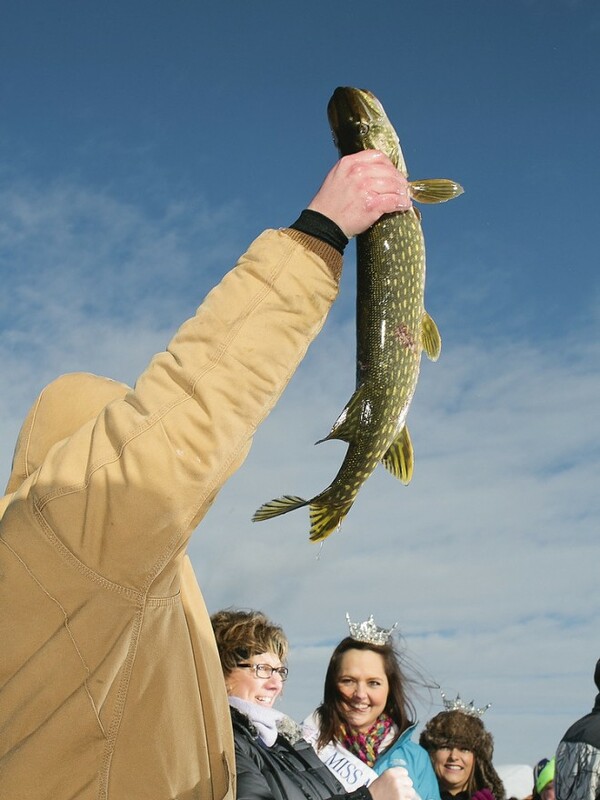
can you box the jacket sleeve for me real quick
[414,754,441,800]
[375,739,441,800]
[556,740,600,800]
[234,743,279,800]
[30,229,342,590]
[233,721,372,800]
[235,744,372,800]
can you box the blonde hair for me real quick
[210,608,288,677]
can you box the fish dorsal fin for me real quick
[409,179,464,204]
[422,311,442,362]
[381,425,414,484]
[316,385,364,444]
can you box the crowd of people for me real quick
[1,149,597,799]
[210,607,599,800]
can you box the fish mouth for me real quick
[327,87,379,155]
[327,86,405,172]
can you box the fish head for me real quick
[327,86,407,175]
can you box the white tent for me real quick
[497,764,533,799]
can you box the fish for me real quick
[252,86,463,542]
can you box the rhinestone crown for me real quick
[441,691,491,718]
[346,613,397,646]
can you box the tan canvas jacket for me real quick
[0,228,342,800]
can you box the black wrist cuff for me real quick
[289,209,349,255]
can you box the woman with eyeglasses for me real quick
[210,609,417,800]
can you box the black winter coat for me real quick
[231,709,372,800]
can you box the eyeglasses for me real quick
[236,663,289,681]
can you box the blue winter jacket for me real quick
[374,724,441,800]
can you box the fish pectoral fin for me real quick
[252,495,308,522]
[316,385,364,444]
[308,500,353,543]
[409,179,464,204]
[422,311,442,362]
[381,425,414,485]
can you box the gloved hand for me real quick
[369,766,416,800]
[471,789,495,800]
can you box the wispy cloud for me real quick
[0,175,243,481]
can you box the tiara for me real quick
[441,691,491,718]
[346,613,397,646]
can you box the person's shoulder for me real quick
[395,734,431,764]
[382,730,433,771]
[300,710,320,743]
[390,722,420,750]
[231,708,257,745]
[559,707,600,746]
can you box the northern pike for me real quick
[253,86,463,542]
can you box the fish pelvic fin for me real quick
[422,311,442,362]
[381,425,414,484]
[308,500,353,543]
[252,495,308,522]
[316,385,364,444]
[409,179,464,204]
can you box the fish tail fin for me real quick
[381,425,414,485]
[308,499,354,543]
[409,179,464,204]
[252,495,308,522]
[422,311,442,361]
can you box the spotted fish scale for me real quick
[253,87,463,542]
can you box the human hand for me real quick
[368,766,416,800]
[471,790,495,800]
[307,151,411,239]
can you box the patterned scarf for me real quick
[340,713,393,767]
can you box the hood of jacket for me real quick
[593,658,600,713]
[3,372,130,500]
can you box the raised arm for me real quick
[28,152,410,591]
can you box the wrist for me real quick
[289,209,349,255]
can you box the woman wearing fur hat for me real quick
[418,707,506,800]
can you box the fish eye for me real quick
[355,121,370,137]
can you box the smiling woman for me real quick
[419,708,506,800]
[431,746,475,795]
[302,616,440,800]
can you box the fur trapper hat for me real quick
[420,710,506,800]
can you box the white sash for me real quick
[315,738,379,791]
[302,713,379,790]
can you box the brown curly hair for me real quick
[419,710,506,800]
[315,637,416,751]
[210,608,288,679]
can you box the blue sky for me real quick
[1,0,599,778]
